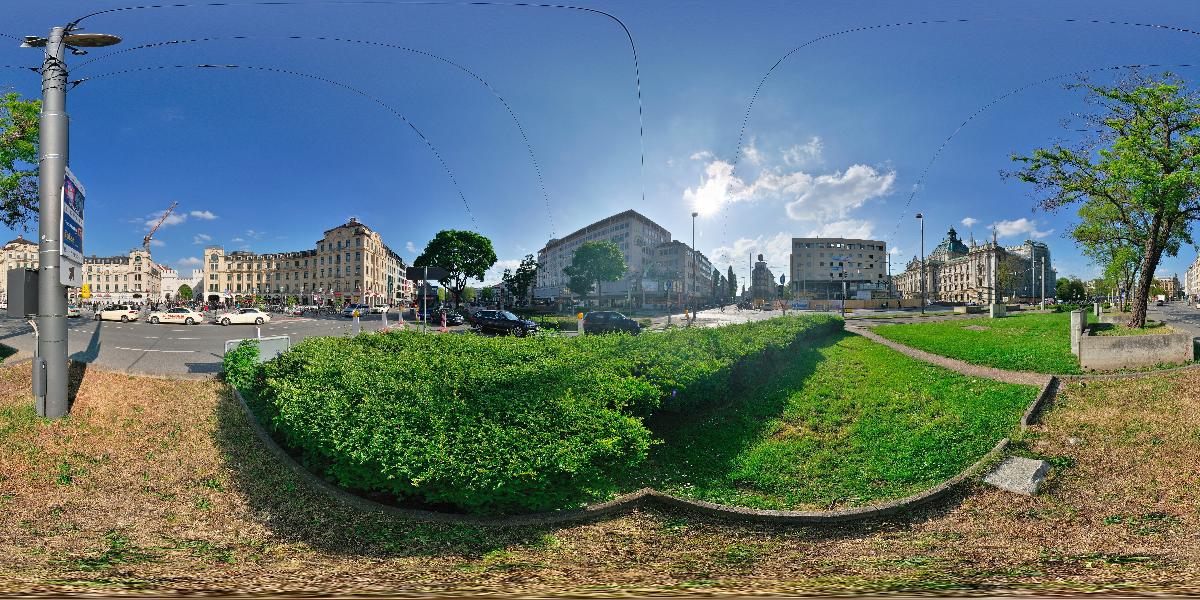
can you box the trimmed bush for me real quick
[229,315,842,514]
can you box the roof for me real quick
[3,235,35,247]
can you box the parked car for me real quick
[470,309,538,337]
[582,311,641,335]
[1156,300,1165,306]
[213,307,271,326]
[430,309,464,326]
[147,307,203,325]
[66,305,81,318]
[95,304,139,322]
[341,304,371,318]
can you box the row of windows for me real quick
[795,242,884,251]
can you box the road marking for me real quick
[170,329,189,332]
[175,337,199,340]
[112,346,195,353]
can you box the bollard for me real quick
[1070,309,1084,356]
[352,310,361,336]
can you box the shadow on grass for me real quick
[620,331,838,500]
[66,320,103,408]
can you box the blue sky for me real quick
[2,0,1199,286]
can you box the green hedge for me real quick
[225,315,842,514]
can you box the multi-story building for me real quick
[534,209,673,305]
[789,236,888,300]
[0,235,38,303]
[1185,257,1200,300]
[750,254,775,302]
[202,218,410,306]
[650,240,714,305]
[892,227,1056,304]
[160,267,204,301]
[1156,274,1181,299]
[83,249,163,304]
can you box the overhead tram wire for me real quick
[75,34,556,237]
[66,0,648,209]
[71,62,477,228]
[721,15,1200,252]
[883,62,1199,245]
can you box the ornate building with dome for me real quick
[892,227,1056,304]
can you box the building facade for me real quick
[892,227,1056,304]
[0,235,38,303]
[202,218,411,306]
[1186,257,1200,300]
[650,240,714,306]
[749,254,776,302]
[789,237,889,300]
[1156,274,1182,299]
[534,209,675,304]
[83,249,163,304]
[160,267,204,301]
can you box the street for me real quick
[0,311,469,378]
[1146,300,1200,340]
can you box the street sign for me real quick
[59,167,85,287]
[406,266,450,281]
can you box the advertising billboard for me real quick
[60,168,85,287]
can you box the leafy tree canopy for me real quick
[0,92,40,228]
[414,229,497,307]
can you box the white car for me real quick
[66,305,81,318]
[214,307,271,326]
[369,305,390,314]
[95,304,140,322]
[147,307,204,325]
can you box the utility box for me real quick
[7,268,38,318]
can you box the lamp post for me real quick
[916,213,925,314]
[21,27,121,419]
[690,211,698,318]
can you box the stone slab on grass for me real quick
[983,456,1050,495]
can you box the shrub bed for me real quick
[225,315,842,514]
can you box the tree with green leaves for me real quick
[563,240,627,308]
[506,254,538,304]
[177,283,193,301]
[710,268,721,300]
[0,92,40,229]
[1011,74,1200,327]
[479,286,495,302]
[413,230,497,308]
[726,266,737,300]
[1054,277,1086,302]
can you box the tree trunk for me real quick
[1128,215,1165,328]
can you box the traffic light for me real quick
[80,283,91,299]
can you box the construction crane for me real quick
[143,201,178,254]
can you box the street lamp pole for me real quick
[1040,257,1046,310]
[916,213,925,314]
[691,212,698,318]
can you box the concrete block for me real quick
[1070,310,1084,356]
[989,303,1007,318]
[983,456,1050,495]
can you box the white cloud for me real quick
[245,229,264,239]
[666,158,676,168]
[189,210,217,220]
[177,256,202,266]
[482,258,522,286]
[806,219,875,240]
[783,164,896,222]
[230,237,245,243]
[149,239,165,248]
[990,217,1053,240]
[889,246,903,256]
[193,233,212,245]
[405,241,418,254]
[690,150,713,161]
[743,137,764,165]
[961,217,979,228]
[709,232,793,272]
[782,136,824,167]
[143,210,186,229]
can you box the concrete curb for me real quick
[228,371,1045,526]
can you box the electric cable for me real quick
[72,62,478,228]
[76,33,555,236]
[65,0,646,208]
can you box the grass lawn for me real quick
[846,310,955,319]
[623,332,1037,509]
[873,311,1084,374]
[3,363,1200,593]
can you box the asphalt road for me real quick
[0,310,469,378]
[1147,300,1200,339]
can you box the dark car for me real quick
[430,309,464,326]
[471,309,538,337]
[582,311,641,335]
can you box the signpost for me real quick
[59,167,85,287]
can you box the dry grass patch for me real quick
[1,363,1199,594]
